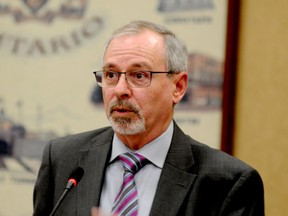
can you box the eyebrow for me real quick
[102,64,115,70]
[102,62,152,71]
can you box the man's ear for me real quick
[172,72,188,105]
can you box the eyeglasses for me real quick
[93,70,173,88]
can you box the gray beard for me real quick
[107,99,146,135]
[108,116,145,135]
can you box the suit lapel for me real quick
[76,128,113,216]
[150,123,197,216]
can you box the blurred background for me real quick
[0,0,287,215]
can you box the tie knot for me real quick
[119,152,148,174]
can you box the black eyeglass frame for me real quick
[92,70,174,88]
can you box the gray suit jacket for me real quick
[33,122,264,216]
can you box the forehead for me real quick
[103,30,166,69]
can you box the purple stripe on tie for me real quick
[114,180,135,204]
[123,174,133,184]
[120,157,134,171]
[116,190,137,213]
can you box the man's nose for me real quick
[113,74,132,98]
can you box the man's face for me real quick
[102,30,179,136]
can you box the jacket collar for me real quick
[150,122,197,216]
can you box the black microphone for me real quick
[49,167,84,216]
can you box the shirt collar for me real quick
[110,122,174,168]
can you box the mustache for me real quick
[109,99,140,115]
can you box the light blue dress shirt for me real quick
[99,122,173,216]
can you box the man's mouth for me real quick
[112,107,134,114]
[109,100,140,117]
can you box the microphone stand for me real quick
[49,181,74,216]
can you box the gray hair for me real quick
[104,20,188,73]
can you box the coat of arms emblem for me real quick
[22,0,48,13]
[0,0,87,23]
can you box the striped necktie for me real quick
[112,152,148,216]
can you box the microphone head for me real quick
[67,167,84,189]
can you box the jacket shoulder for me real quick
[186,135,257,179]
[48,126,113,153]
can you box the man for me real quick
[33,20,264,216]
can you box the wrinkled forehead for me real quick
[105,30,165,55]
[103,31,167,69]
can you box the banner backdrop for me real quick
[0,0,227,215]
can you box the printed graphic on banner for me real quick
[0,0,103,55]
[0,0,87,23]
